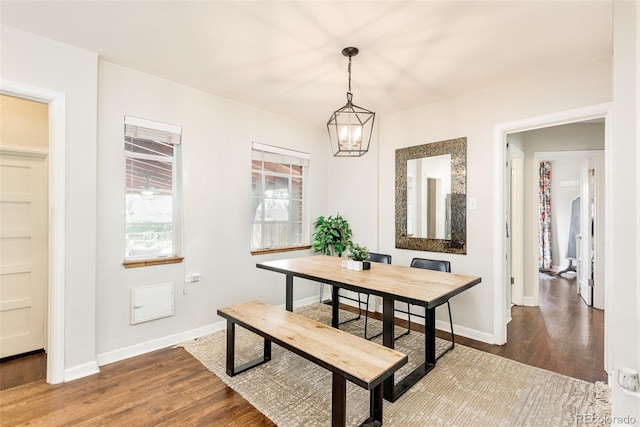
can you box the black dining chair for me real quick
[323,253,392,327]
[354,253,393,340]
[392,258,455,358]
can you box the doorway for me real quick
[493,103,611,366]
[0,95,49,386]
[0,80,66,384]
[522,149,605,309]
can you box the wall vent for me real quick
[131,282,174,324]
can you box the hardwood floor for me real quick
[451,274,606,383]
[0,274,604,425]
[0,346,275,426]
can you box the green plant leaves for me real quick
[311,213,353,257]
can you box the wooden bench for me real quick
[217,300,408,427]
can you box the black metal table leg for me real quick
[383,302,437,402]
[382,297,395,401]
[285,274,293,311]
[264,338,272,363]
[331,285,340,328]
[425,306,436,365]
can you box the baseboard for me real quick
[522,296,537,306]
[95,295,321,370]
[96,321,226,367]
[434,319,495,344]
[374,307,496,345]
[64,360,100,382]
[277,295,321,310]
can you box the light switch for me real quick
[468,197,478,210]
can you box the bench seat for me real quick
[217,300,408,426]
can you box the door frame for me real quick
[492,102,611,354]
[1,80,66,384]
[510,144,525,307]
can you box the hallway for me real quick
[454,273,606,383]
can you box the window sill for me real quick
[250,245,312,256]
[123,256,184,269]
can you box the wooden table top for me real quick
[257,255,482,308]
[218,300,408,389]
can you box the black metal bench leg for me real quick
[370,384,383,424]
[332,372,347,427]
[225,320,272,376]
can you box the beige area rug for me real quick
[181,303,611,427]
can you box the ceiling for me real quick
[0,1,612,126]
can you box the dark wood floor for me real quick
[0,274,604,425]
[452,274,606,383]
[0,346,274,427]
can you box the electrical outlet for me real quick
[618,367,640,392]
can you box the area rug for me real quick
[181,303,610,426]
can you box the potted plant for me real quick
[348,243,370,271]
[312,214,353,257]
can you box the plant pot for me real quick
[353,261,363,271]
[362,261,371,270]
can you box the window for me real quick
[124,116,182,263]
[251,142,309,251]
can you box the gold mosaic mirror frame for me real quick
[395,137,467,254]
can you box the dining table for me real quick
[256,254,482,402]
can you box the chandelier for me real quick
[327,47,375,157]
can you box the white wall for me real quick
[611,0,639,420]
[327,127,380,251]
[0,25,328,375]
[0,26,99,376]
[329,56,612,341]
[96,61,328,359]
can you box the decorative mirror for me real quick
[395,137,467,254]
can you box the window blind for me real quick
[252,142,309,166]
[125,115,182,145]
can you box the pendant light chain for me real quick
[348,54,352,95]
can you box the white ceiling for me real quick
[1,1,612,126]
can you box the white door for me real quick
[578,159,594,306]
[0,153,47,358]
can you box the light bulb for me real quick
[353,126,362,143]
[340,126,348,142]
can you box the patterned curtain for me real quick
[538,161,552,269]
